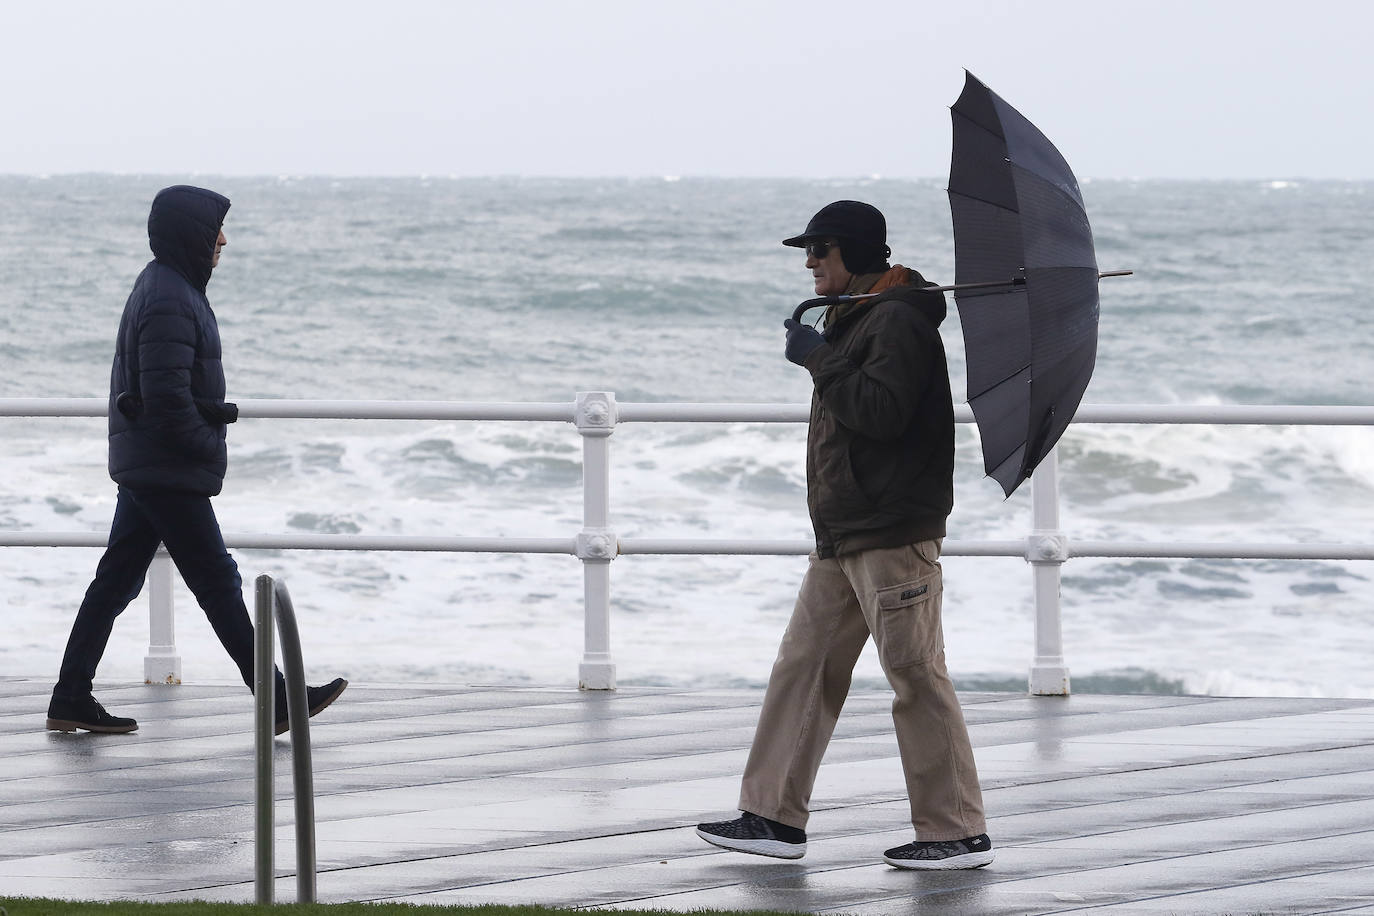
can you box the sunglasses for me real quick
[804,240,839,259]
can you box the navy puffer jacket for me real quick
[107,186,235,495]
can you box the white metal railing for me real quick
[3,396,1372,695]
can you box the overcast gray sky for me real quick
[3,0,1370,179]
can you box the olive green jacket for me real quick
[800,267,955,557]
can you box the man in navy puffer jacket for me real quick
[46,186,346,735]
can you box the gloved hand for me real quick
[194,398,239,425]
[783,319,826,366]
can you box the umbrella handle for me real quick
[790,295,869,323]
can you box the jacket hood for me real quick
[888,282,948,329]
[147,185,231,292]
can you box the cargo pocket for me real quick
[873,568,943,670]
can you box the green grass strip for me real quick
[3,901,803,916]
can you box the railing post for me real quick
[144,549,182,685]
[575,391,617,690]
[1026,446,1071,696]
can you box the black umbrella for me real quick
[947,71,1127,496]
[789,72,1126,497]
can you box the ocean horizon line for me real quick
[4,171,1372,184]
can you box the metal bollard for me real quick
[253,574,318,904]
[274,580,317,903]
[253,576,275,904]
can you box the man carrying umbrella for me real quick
[696,200,993,870]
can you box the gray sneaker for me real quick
[883,833,994,870]
[696,811,807,859]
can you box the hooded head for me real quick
[147,185,231,292]
[783,200,892,275]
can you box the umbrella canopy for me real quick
[948,71,1103,497]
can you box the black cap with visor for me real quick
[782,200,892,274]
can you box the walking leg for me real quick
[54,489,161,698]
[738,553,872,829]
[844,541,986,841]
[127,489,260,689]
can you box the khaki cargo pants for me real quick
[738,539,986,841]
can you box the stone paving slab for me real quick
[1,677,1372,913]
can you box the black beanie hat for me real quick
[782,200,892,274]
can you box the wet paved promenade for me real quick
[2,677,1373,913]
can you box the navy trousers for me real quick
[55,486,260,698]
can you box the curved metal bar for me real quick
[272,579,317,904]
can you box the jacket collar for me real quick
[822,265,946,335]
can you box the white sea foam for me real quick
[2,176,1372,698]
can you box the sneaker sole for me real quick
[45,718,138,734]
[274,678,349,736]
[884,849,994,870]
[696,828,806,859]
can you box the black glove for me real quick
[194,398,239,425]
[114,391,143,418]
[783,318,826,366]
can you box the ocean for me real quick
[1,175,1371,698]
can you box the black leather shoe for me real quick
[46,693,138,734]
[274,677,348,735]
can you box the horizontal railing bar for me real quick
[0,532,575,553]
[1069,541,1374,561]
[4,531,1368,561]
[1072,404,1374,425]
[946,540,1030,557]
[226,535,577,553]
[618,538,811,555]
[4,399,1372,426]
[0,533,109,547]
[617,403,1374,426]
[0,398,107,417]
[239,400,575,422]
[615,538,1027,556]
[0,398,575,422]
[616,403,809,423]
